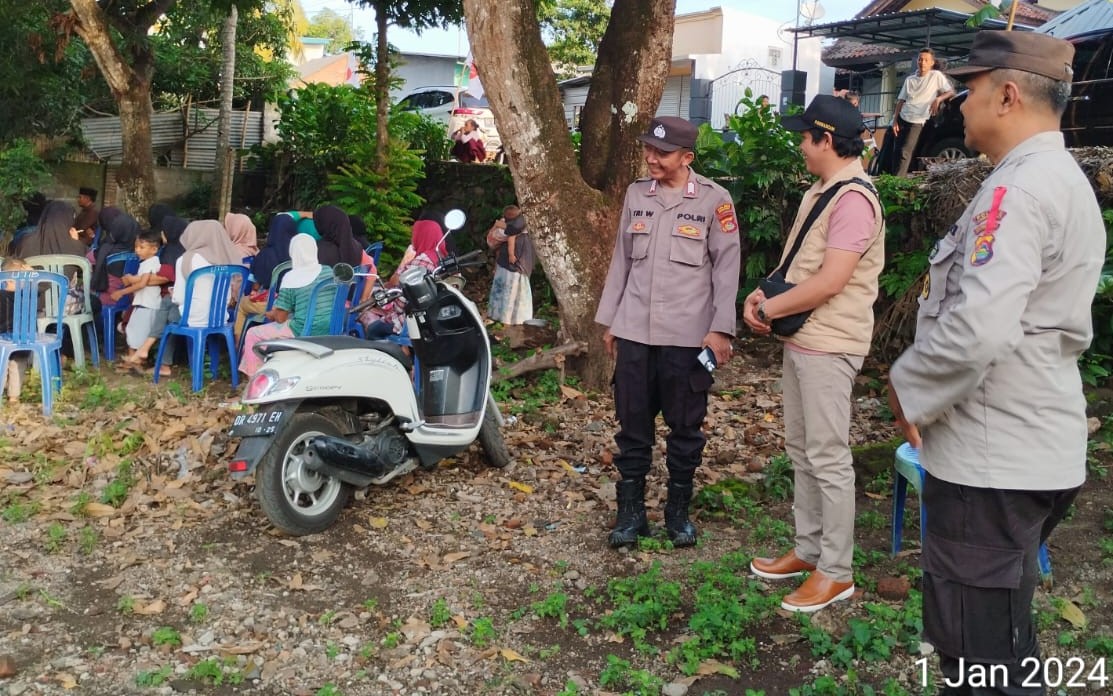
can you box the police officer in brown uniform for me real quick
[889,32,1104,694]
[595,116,741,548]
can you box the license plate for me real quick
[228,408,286,437]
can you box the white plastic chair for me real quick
[24,254,100,369]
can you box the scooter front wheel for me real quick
[256,412,352,535]
[478,407,511,468]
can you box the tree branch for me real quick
[492,342,587,383]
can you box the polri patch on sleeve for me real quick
[970,187,1007,267]
[716,202,738,234]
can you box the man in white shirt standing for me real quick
[892,47,955,176]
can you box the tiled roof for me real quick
[823,39,905,64]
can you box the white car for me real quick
[397,86,502,156]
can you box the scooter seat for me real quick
[295,335,412,371]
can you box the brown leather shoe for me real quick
[750,550,816,580]
[781,570,854,613]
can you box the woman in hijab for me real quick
[313,205,362,267]
[173,220,245,328]
[239,235,333,377]
[348,214,371,249]
[234,213,297,340]
[91,210,141,307]
[147,203,174,234]
[224,212,259,261]
[358,219,445,338]
[16,200,84,258]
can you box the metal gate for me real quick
[707,61,781,129]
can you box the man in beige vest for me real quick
[889,31,1103,693]
[744,95,885,612]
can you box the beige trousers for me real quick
[781,348,864,583]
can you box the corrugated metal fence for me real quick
[78,107,264,171]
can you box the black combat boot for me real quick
[608,478,650,548]
[664,480,698,547]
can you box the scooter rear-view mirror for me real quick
[444,209,466,232]
[333,263,355,283]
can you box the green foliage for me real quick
[598,654,664,695]
[101,460,137,508]
[668,553,781,674]
[186,656,243,686]
[469,616,496,647]
[0,1,91,141]
[801,594,923,671]
[151,626,182,648]
[2,495,40,523]
[43,522,67,553]
[135,665,173,687]
[532,590,570,629]
[307,8,361,53]
[538,0,610,78]
[598,562,682,651]
[390,110,452,163]
[694,91,807,289]
[152,2,294,108]
[693,478,758,522]
[253,83,379,207]
[429,597,452,628]
[1085,634,1113,657]
[762,453,794,501]
[327,138,425,270]
[0,139,51,241]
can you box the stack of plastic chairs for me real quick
[101,251,140,361]
[0,270,67,415]
[24,254,100,369]
[153,265,248,392]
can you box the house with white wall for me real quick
[560,6,832,130]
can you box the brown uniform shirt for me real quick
[74,203,99,246]
[595,169,741,347]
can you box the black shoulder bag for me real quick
[759,177,877,337]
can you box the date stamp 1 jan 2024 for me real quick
[916,656,1108,690]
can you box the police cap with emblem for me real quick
[637,116,698,152]
[780,95,863,139]
[947,30,1074,82]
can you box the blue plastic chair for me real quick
[892,442,1052,580]
[365,241,384,267]
[236,261,292,356]
[100,251,140,361]
[299,277,352,337]
[153,264,248,392]
[0,270,67,415]
[343,264,374,338]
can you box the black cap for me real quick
[637,116,698,152]
[78,187,97,200]
[781,95,863,139]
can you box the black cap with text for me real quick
[780,95,863,139]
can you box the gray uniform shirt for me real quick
[595,170,741,346]
[890,131,1104,490]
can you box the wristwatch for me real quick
[757,301,768,324]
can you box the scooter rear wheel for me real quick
[478,407,511,468]
[256,412,352,535]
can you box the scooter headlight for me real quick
[245,369,300,400]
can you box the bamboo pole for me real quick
[1006,0,1020,30]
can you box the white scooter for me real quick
[226,210,510,535]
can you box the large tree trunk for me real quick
[213,4,238,219]
[463,0,676,388]
[373,0,390,172]
[69,0,160,220]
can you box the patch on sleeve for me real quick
[716,202,738,234]
[969,186,1007,267]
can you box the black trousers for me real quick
[612,339,713,484]
[922,472,1080,695]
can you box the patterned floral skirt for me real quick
[487,266,533,325]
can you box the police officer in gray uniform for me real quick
[596,116,741,548]
[889,31,1104,694]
